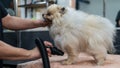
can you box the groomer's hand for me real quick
[29,41,53,60]
[44,41,53,56]
[35,19,51,27]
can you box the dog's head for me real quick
[42,4,66,23]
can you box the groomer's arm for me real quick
[2,14,47,30]
[0,40,39,60]
[0,40,52,60]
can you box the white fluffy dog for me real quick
[42,4,116,65]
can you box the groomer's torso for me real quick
[0,2,8,67]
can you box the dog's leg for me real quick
[87,37,108,65]
[93,52,106,65]
[88,48,107,65]
[62,45,78,65]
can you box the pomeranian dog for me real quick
[42,4,116,65]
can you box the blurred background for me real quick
[1,0,120,68]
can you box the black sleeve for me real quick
[0,2,8,19]
[116,10,120,27]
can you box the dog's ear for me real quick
[59,7,66,14]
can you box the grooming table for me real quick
[17,53,120,68]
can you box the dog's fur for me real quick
[43,4,116,65]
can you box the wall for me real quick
[79,0,120,25]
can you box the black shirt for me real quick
[0,0,12,8]
[0,2,8,68]
[116,10,120,27]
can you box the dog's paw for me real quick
[96,60,105,66]
[96,58,105,66]
[61,60,73,65]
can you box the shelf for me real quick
[18,3,47,8]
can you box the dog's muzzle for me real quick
[42,14,52,22]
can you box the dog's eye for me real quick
[47,13,51,16]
